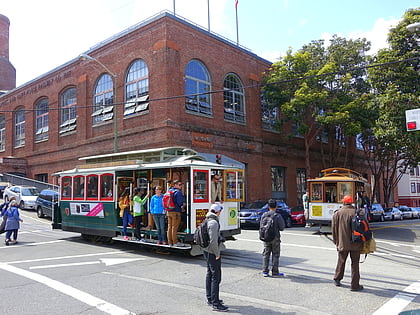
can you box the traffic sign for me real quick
[406,109,420,131]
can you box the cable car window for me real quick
[338,182,352,202]
[100,173,114,200]
[310,182,323,202]
[224,170,244,202]
[74,175,85,199]
[87,175,99,199]
[61,176,72,199]
[193,170,209,203]
[325,183,337,203]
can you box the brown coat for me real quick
[332,205,363,252]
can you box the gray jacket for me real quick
[203,211,221,257]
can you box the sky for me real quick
[1,0,418,87]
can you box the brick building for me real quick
[0,11,365,206]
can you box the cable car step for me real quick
[112,236,192,249]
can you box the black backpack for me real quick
[194,219,210,248]
[351,210,372,243]
[259,212,276,242]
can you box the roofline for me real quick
[1,11,271,98]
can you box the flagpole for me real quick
[208,0,210,31]
[235,0,239,45]
[173,0,176,15]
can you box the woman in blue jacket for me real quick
[4,200,23,246]
[150,186,166,245]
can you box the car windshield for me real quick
[242,201,266,209]
[21,188,40,196]
[291,206,303,213]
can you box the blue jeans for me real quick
[153,214,166,242]
[203,251,222,305]
[122,210,133,236]
[5,229,18,241]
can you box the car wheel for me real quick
[380,215,384,222]
[4,195,8,202]
[19,200,25,209]
[285,217,292,228]
[391,215,394,220]
[37,206,44,218]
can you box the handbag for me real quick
[0,215,7,234]
[360,236,376,262]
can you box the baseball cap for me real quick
[342,195,353,204]
[210,203,223,213]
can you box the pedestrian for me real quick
[203,203,228,312]
[4,200,23,245]
[132,188,148,241]
[260,199,285,277]
[302,192,310,228]
[150,186,167,245]
[118,187,133,241]
[332,195,364,291]
[166,180,184,247]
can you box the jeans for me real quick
[5,229,18,241]
[262,237,281,274]
[203,251,222,305]
[166,211,181,245]
[153,214,166,242]
[122,210,133,237]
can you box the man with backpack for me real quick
[259,199,285,277]
[203,203,228,312]
[166,180,184,247]
[332,195,364,291]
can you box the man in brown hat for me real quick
[332,195,364,291]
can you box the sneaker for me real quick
[207,299,224,306]
[351,285,364,292]
[334,280,341,287]
[262,272,269,277]
[272,272,284,277]
[175,242,183,247]
[5,239,10,246]
[162,241,168,245]
[212,304,228,312]
[12,240,18,244]
[123,236,130,241]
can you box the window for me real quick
[193,170,209,203]
[35,98,49,142]
[223,74,245,123]
[74,175,85,199]
[14,107,25,147]
[271,166,286,192]
[356,133,364,150]
[296,168,306,205]
[61,176,72,199]
[87,175,98,199]
[261,93,278,131]
[100,173,114,200]
[310,182,323,202]
[185,60,212,115]
[60,87,77,134]
[92,74,114,124]
[224,170,244,201]
[124,59,149,116]
[35,173,48,183]
[417,183,420,193]
[0,115,5,151]
[411,183,416,193]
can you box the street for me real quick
[0,209,419,315]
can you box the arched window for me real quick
[124,59,149,116]
[35,98,49,141]
[92,74,114,125]
[223,74,245,123]
[185,60,212,115]
[60,87,77,134]
[0,115,5,151]
[14,107,25,148]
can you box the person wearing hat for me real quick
[203,203,228,312]
[332,195,364,291]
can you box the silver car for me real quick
[3,185,40,210]
[384,207,403,221]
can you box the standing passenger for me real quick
[4,200,23,245]
[203,203,228,312]
[133,188,148,241]
[166,180,184,247]
[332,195,364,291]
[260,199,285,277]
[211,174,223,204]
[150,186,166,245]
[118,187,133,241]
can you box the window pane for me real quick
[185,60,212,115]
[93,74,114,124]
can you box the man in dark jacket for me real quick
[332,195,364,291]
[260,199,285,277]
[167,180,184,246]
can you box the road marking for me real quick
[372,280,420,315]
[104,271,329,315]
[29,258,145,269]
[0,262,135,315]
[0,240,65,250]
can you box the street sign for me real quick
[406,108,420,131]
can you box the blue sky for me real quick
[1,0,418,86]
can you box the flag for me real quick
[235,0,238,9]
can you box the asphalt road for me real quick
[0,209,419,315]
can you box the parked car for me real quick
[398,206,414,219]
[369,203,385,222]
[3,185,40,210]
[35,189,59,218]
[410,207,420,219]
[384,207,403,221]
[290,205,306,226]
[239,200,292,228]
